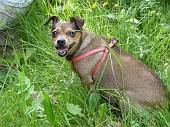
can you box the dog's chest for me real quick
[71,52,103,84]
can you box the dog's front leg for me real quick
[80,75,95,90]
[80,75,102,111]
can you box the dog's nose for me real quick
[57,39,65,47]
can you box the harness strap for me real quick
[91,48,109,76]
[70,37,118,77]
[71,47,106,62]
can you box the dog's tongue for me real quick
[58,47,68,57]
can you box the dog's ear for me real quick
[70,16,85,30]
[44,16,59,26]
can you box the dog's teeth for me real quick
[58,48,68,56]
[57,43,75,57]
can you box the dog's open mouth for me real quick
[57,43,75,57]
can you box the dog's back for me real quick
[96,43,169,109]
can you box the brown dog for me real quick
[45,16,169,111]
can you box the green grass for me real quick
[0,0,170,126]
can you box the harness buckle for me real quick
[109,38,119,48]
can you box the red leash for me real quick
[70,38,118,76]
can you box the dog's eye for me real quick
[52,31,59,36]
[67,31,75,37]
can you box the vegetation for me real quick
[0,0,170,126]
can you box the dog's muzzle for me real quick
[56,42,75,57]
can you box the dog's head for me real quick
[45,16,85,57]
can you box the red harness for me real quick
[70,38,118,77]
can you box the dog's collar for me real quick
[66,50,78,61]
[66,42,82,61]
[66,31,83,61]
[69,38,118,76]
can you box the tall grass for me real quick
[0,0,170,126]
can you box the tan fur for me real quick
[46,16,169,111]
[72,31,168,110]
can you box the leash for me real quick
[70,38,119,77]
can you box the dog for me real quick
[45,16,169,111]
